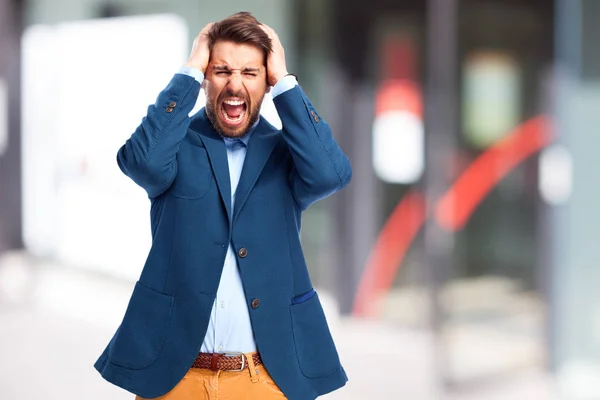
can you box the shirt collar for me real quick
[221,118,259,148]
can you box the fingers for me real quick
[193,23,213,45]
[259,23,272,35]
[200,22,214,35]
[260,24,279,40]
[259,23,287,86]
[185,22,214,72]
[261,24,284,55]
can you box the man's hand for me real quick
[260,24,289,87]
[184,23,213,74]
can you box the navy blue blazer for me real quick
[94,74,352,400]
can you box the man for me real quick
[94,12,351,400]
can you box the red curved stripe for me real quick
[353,191,426,317]
[352,115,553,317]
[436,116,553,231]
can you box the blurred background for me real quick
[0,0,599,399]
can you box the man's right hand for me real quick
[184,23,213,74]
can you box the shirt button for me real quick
[238,248,248,258]
[251,299,260,309]
[220,301,225,308]
[218,345,223,351]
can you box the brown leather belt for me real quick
[192,352,262,371]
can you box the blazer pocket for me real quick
[169,144,213,199]
[108,281,174,370]
[289,292,341,378]
[291,289,316,305]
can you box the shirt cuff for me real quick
[271,75,298,98]
[178,65,204,84]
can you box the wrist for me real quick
[184,60,207,74]
[273,71,289,85]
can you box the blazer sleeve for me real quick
[273,85,352,210]
[116,73,201,198]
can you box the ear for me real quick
[201,80,207,90]
[266,86,271,93]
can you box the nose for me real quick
[227,73,243,92]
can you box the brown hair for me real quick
[208,12,272,64]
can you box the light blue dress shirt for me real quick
[177,66,297,354]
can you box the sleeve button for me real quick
[311,110,319,122]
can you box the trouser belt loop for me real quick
[246,352,259,383]
[210,353,219,371]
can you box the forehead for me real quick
[210,40,265,68]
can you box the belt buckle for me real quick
[223,351,246,372]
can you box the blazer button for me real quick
[251,299,260,309]
[238,248,248,258]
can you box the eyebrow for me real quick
[212,65,261,73]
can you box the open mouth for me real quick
[220,98,248,127]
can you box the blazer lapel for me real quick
[232,117,280,223]
[190,109,232,222]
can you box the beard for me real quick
[205,92,263,139]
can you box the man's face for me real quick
[204,40,268,138]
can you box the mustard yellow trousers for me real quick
[136,354,287,400]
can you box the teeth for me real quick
[221,107,246,124]
[223,99,245,106]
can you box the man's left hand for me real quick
[260,24,289,87]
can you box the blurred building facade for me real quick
[1,0,600,397]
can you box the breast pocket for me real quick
[169,143,213,199]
